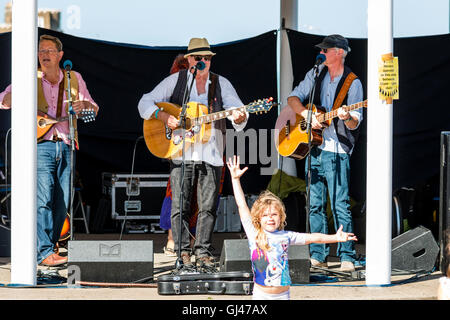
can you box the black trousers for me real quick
[170,161,221,257]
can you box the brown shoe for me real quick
[181,252,193,267]
[196,255,215,268]
[340,261,355,272]
[40,253,67,267]
[310,258,328,268]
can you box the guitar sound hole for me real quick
[300,121,307,131]
[165,126,172,140]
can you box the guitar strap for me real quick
[56,72,65,118]
[208,72,218,114]
[331,71,357,111]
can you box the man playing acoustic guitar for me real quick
[0,34,99,267]
[138,38,248,273]
[287,34,363,272]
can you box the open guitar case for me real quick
[157,271,254,296]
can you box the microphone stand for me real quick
[305,65,321,233]
[65,68,76,241]
[175,67,198,270]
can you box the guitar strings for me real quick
[293,102,364,128]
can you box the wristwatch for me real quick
[344,116,352,123]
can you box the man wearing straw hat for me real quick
[138,37,248,273]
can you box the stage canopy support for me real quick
[278,0,298,177]
[10,0,38,286]
[366,0,393,285]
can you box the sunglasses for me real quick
[193,55,212,62]
[322,48,341,53]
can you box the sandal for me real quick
[163,246,177,257]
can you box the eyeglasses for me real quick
[38,49,59,55]
[322,48,340,54]
[193,55,212,62]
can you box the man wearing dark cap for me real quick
[287,34,363,272]
[138,37,248,273]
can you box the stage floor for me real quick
[0,231,443,301]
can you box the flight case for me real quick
[102,172,169,221]
[157,271,254,295]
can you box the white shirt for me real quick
[138,71,248,166]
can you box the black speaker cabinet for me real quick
[0,225,10,257]
[391,226,439,272]
[68,240,153,283]
[439,131,450,272]
[219,239,310,283]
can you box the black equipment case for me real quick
[101,172,169,221]
[157,271,254,295]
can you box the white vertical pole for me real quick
[10,0,37,285]
[278,0,298,177]
[366,0,393,285]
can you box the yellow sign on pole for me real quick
[379,53,399,104]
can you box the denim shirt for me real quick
[289,66,364,154]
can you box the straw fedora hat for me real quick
[184,38,216,58]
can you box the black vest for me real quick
[313,65,360,154]
[170,69,225,134]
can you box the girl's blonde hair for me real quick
[250,190,287,251]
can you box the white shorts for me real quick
[252,285,290,300]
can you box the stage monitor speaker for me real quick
[439,131,450,272]
[68,240,153,283]
[219,239,310,283]
[391,226,439,272]
[0,225,10,257]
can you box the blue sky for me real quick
[0,0,448,46]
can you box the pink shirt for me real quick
[0,70,98,146]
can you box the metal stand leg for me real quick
[73,189,89,234]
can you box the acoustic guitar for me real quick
[143,98,276,159]
[276,100,367,159]
[37,109,96,139]
[59,213,70,242]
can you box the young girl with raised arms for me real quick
[226,156,358,300]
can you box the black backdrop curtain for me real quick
[0,28,278,215]
[287,30,450,205]
[1,28,450,229]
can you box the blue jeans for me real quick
[36,141,73,263]
[170,161,221,257]
[306,147,355,263]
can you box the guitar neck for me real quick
[317,100,367,123]
[192,106,247,126]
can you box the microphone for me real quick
[191,61,206,71]
[314,54,326,67]
[63,60,72,71]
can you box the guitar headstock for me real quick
[79,108,96,123]
[246,97,277,114]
